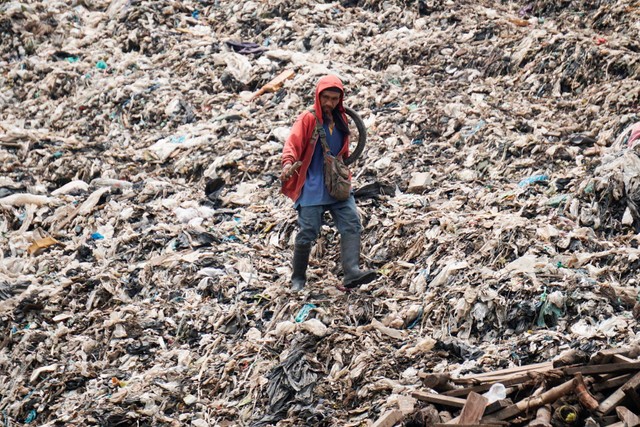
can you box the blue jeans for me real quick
[295,195,362,246]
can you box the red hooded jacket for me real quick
[281,75,350,202]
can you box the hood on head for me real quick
[313,75,345,122]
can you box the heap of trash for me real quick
[1,0,639,425]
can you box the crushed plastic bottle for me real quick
[483,383,506,404]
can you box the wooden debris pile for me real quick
[374,346,640,426]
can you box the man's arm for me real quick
[281,113,310,181]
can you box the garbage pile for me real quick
[1,0,639,426]
[382,346,640,426]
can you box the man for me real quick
[280,75,377,291]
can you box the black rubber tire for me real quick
[344,106,366,166]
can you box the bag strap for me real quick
[309,109,331,155]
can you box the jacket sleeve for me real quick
[282,113,310,166]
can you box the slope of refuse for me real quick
[1,0,639,425]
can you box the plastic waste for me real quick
[483,383,506,404]
[27,237,60,255]
[536,288,565,327]
[461,119,486,141]
[0,194,52,207]
[213,52,252,84]
[24,409,37,424]
[294,303,317,323]
[251,69,295,100]
[518,174,549,187]
[274,321,296,337]
[90,232,105,240]
[90,178,133,189]
[96,60,107,69]
[226,40,267,55]
[51,180,89,196]
[547,194,568,207]
[300,319,327,337]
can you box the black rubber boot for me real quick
[291,243,311,291]
[341,234,377,289]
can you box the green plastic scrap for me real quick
[536,288,565,327]
[388,78,402,87]
[584,182,595,194]
[96,60,108,70]
[547,194,568,207]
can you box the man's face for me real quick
[320,90,341,116]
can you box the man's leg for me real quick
[291,205,323,290]
[329,196,377,288]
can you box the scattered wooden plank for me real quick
[457,392,488,424]
[527,405,552,427]
[624,386,640,410]
[461,362,553,381]
[411,391,466,408]
[412,407,440,426]
[602,415,623,425]
[371,409,404,427]
[485,399,512,415]
[445,399,513,425]
[592,374,633,392]
[613,354,638,364]
[616,406,640,427]
[563,362,640,376]
[597,371,640,416]
[575,373,599,411]
[589,348,632,365]
[420,372,456,391]
[491,378,577,421]
[443,375,535,397]
[416,355,640,425]
[553,349,588,367]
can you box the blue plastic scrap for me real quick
[294,303,317,323]
[24,410,37,424]
[518,174,549,187]
[461,119,486,141]
[406,306,424,329]
[90,232,105,240]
